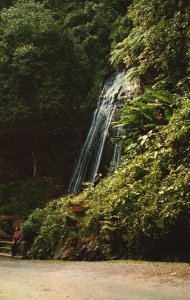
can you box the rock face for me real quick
[117,74,142,101]
[53,236,125,261]
[53,238,105,260]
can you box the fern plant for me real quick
[117,87,174,153]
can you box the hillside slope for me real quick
[1,0,190,260]
[23,97,190,261]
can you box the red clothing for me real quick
[13,231,22,242]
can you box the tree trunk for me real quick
[32,151,37,177]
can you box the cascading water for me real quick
[68,71,125,194]
[111,126,124,171]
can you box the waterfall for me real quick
[111,126,123,171]
[68,71,125,194]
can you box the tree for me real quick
[111,0,190,86]
[0,0,90,180]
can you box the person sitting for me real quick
[12,226,23,258]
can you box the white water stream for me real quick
[68,72,125,194]
[111,126,124,171]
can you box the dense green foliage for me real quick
[21,0,190,261]
[111,0,189,84]
[22,99,190,260]
[1,0,190,261]
[0,0,127,213]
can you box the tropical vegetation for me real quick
[0,0,190,261]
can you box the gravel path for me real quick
[0,259,190,300]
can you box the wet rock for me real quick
[117,75,142,101]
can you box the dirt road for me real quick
[0,259,190,300]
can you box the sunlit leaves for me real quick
[111,0,189,84]
[117,86,174,154]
